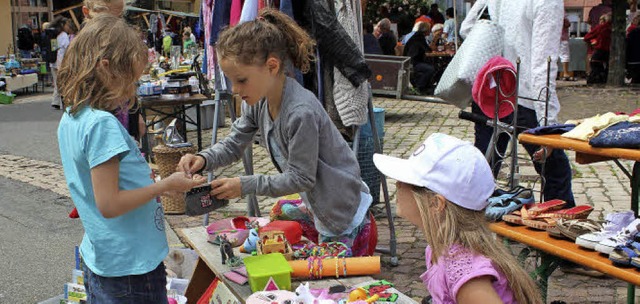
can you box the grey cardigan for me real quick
[198,77,366,235]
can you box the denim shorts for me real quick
[82,262,168,304]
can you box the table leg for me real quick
[140,108,151,161]
[196,104,202,151]
[181,105,188,142]
[631,162,639,217]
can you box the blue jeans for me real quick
[83,263,168,304]
[471,102,575,207]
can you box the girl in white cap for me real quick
[373,133,542,304]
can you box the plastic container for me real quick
[359,107,385,139]
[244,253,293,292]
[0,92,15,105]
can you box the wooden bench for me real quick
[500,133,640,303]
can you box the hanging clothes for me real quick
[240,0,259,23]
[301,0,371,88]
[332,0,369,126]
[201,0,217,78]
[230,0,242,26]
[210,0,232,46]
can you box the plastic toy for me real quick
[240,225,260,253]
[347,288,379,303]
[257,230,293,260]
[294,283,334,304]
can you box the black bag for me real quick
[43,28,59,64]
[184,184,228,216]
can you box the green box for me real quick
[0,93,15,105]
[243,253,292,292]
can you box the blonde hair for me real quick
[413,187,543,304]
[216,8,315,73]
[58,15,147,115]
[84,0,124,18]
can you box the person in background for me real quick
[443,8,456,45]
[586,0,612,75]
[17,22,36,59]
[182,31,196,54]
[560,14,574,81]
[415,6,433,27]
[403,21,436,94]
[584,13,612,84]
[184,25,196,43]
[377,18,397,55]
[373,133,543,304]
[50,17,71,110]
[428,3,445,25]
[57,16,205,302]
[627,21,640,83]
[363,22,383,55]
[461,0,578,225]
[426,23,444,50]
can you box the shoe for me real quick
[485,188,535,222]
[575,210,636,250]
[595,219,640,255]
[487,186,526,205]
[51,104,60,110]
[609,241,640,266]
[556,218,603,241]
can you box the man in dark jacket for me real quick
[377,18,397,56]
[17,24,35,58]
[428,4,445,25]
[403,22,435,94]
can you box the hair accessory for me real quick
[373,133,495,211]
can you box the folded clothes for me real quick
[524,124,576,135]
[562,112,629,141]
[589,121,640,148]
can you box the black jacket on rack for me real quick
[294,0,371,88]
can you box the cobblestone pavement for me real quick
[1,84,639,303]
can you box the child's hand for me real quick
[164,171,207,193]
[177,153,205,176]
[210,177,242,200]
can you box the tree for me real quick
[607,0,631,86]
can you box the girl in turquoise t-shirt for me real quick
[56,15,205,303]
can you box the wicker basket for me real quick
[152,144,197,214]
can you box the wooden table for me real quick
[179,226,418,304]
[139,94,208,158]
[495,133,640,303]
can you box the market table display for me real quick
[139,94,208,158]
[1,73,38,93]
[492,133,640,303]
[179,226,418,304]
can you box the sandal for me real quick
[527,199,567,216]
[547,205,594,220]
[547,225,568,239]
[556,218,604,241]
[611,241,640,266]
[502,208,527,226]
[523,217,557,230]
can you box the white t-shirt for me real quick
[54,32,70,69]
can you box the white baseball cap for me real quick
[373,133,495,211]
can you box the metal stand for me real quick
[202,62,261,227]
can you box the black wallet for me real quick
[184,184,228,216]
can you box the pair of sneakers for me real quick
[575,210,639,254]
